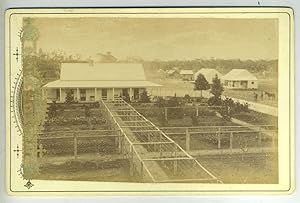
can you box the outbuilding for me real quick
[43,63,161,102]
[194,68,222,84]
[179,70,194,81]
[221,69,258,89]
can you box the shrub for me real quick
[65,89,74,104]
[139,90,151,103]
[218,98,249,121]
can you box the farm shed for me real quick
[193,68,222,84]
[222,69,258,89]
[43,63,161,102]
[179,70,194,81]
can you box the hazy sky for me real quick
[34,18,278,60]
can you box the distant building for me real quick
[222,69,258,89]
[95,52,117,63]
[194,68,222,84]
[180,70,194,81]
[43,63,161,102]
[166,69,180,78]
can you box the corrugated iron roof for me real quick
[222,69,258,81]
[179,70,193,75]
[43,80,161,88]
[60,63,146,81]
[194,68,222,82]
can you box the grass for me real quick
[147,77,278,107]
[233,110,278,125]
[198,153,278,184]
[37,99,278,184]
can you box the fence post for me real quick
[173,145,178,176]
[140,161,144,182]
[129,146,134,176]
[159,134,162,157]
[74,134,78,159]
[118,130,122,153]
[272,132,276,150]
[185,128,190,151]
[258,129,262,146]
[164,107,168,121]
[217,127,221,149]
[196,106,199,117]
[230,132,233,154]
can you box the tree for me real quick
[139,90,151,103]
[194,73,210,97]
[210,74,224,105]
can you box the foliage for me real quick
[155,96,167,107]
[122,91,130,102]
[139,90,151,103]
[207,96,222,106]
[194,73,210,97]
[218,98,249,121]
[210,74,224,99]
[183,94,192,103]
[84,105,92,117]
[48,102,58,118]
[168,96,181,107]
[65,89,74,104]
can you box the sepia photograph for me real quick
[5,8,294,194]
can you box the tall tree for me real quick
[194,73,210,98]
[210,74,224,103]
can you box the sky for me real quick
[33,17,278,61]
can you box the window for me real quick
[251,82,255,84]
[102,88,107,98]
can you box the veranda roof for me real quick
[222,69,258,81]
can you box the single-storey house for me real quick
[42,63,161,102]
[193,68,222,84]
[221,69,258,89]
[180,70,194,81]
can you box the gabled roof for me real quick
[167,69,177,74]
[222,69,258,81]
[180,70,193,75]
[194,68,222,82]
[60,63,146,81]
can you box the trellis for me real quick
[100,97,221,183]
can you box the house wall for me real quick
[86,89,95,101]
[181,74,193,81]
[46,87,152,103]
[107,88,113,99]
[97,88,102,100]
[224,80,258,89]
[247,80,258,89]
[46,89,58,101]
